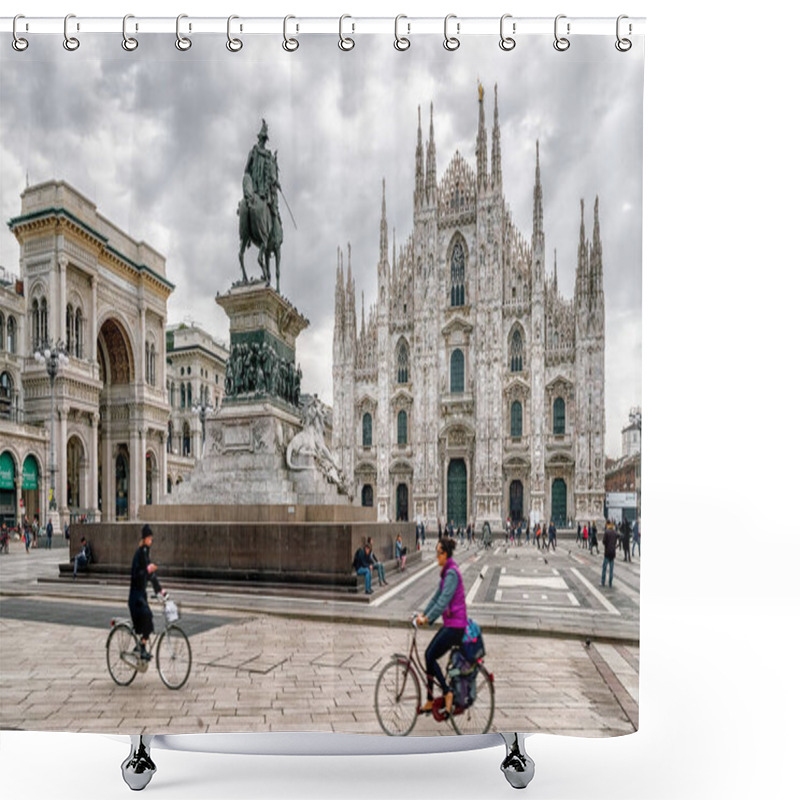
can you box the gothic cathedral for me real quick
[332,85,605,530]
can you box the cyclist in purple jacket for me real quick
[415,536,467,717]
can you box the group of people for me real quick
[0,516,55,553]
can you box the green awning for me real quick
[0,451,15,490]
[22,455,39,490]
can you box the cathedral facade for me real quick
[332,86,606,530]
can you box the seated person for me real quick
[366,536,387,586]
[352,542,373,595]
[73,536,93,578]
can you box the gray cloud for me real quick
[1,33,642,456]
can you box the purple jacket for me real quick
[441,559,468,628]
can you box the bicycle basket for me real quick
[164,599,180,623]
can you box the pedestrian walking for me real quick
[46,518,53,549]
[631,519,640,558]
[621,518,631,562]
[601,521,618,587]
[535,523,542,549]
[589,522,599,555]
[582,524,588,549]
[23,519,30,553]
[576,524,582,545]
[548,520,557,551]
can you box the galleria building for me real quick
[333,86,606,529]
[0,181,227,531]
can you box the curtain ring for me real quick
[122,14,138,51]
[499,14,516,51]
[444,14,460,51]
[175,14,192,51]
[226,15,243,52]
[615,15,632,52]
[394,14,410,51]
[553,14,570,51]
[339,15,355,51]
[283,15,299,52]
[63,13,80,51]
[12,15,29,52]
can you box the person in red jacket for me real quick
[415,537,467,717]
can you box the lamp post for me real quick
[34,338,69,533]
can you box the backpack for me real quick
[461,618,485,662]
[448,650,478,710]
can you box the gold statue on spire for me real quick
[478,81,484,102]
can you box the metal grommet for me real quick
[63,13,80,51]
[122,14,138,52]
[394,15,410,51]
[499,14,516,51]
[226,15,243,52]
[444,14,460,51]
[553,14,570,52]
[175,14,192,51]
[615,15,632,52]
[12,15,29,52]
[339,15,354,51]
[283,15,299,52]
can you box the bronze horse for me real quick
[237,174,283,291]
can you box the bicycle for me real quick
[106,595,192,690]
[374,619,494,736]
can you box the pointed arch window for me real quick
[362,412,373,447]
[181,383,186,408]
[397,340,409,384]
[32,299,40,349]
[450,242,465,307]
[397,410,408,445]
[187,382,193,406]
[74,308,83,358]
[510,400,523,438]
[450,349,465,394]
[40,298,48,344]
[66,305,74,354]
[0,312,4,351]
[361,484,374,507]
[183,421,191,456]
[510,329,524,372]
[553,397,566,435]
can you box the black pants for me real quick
[425,626,465,700]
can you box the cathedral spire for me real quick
[415,105,425,208]
[476,81,488,192]
[533,140,544,248]
[553,248,558,295]
[425,102,437,202]
[590,195,604,295]
[577,198,589,298]
[491,83,502,191]
[380,178,388,263]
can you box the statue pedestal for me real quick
[167,279,351,507]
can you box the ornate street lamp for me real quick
[34,338,69,528]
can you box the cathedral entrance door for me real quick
[447,459,467,527]
[115,452,129,521]
[509,480,523,522]
[396,483,408,521]
[551,478,567,527]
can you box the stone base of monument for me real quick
[64,507,417,596]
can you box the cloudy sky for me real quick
[1,32,642,457]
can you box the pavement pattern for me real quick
[0,534,639,737]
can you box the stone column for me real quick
[90,275,98,363]
[58,408,68,530]
[104,437,113,522]
[89,412,99,518]
[58,254,68,343]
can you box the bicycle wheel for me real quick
[156,624,192,689]
[106,624,139,686]
[374,657,421,736]
[451,663,495,735]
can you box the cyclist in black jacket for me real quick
[128,525,167,661]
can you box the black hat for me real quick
[142,524,153,539]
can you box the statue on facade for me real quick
[285,394,351,497]
[238,119,284,289]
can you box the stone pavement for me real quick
[0,536,639,737]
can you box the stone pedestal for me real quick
[167,280,351,508]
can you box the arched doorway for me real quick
[145,452,154,505]
[66,436,85,512]
[115,450,129,520]
[21,455,40,523]
[361,484,373,507]
[396,483,408,521]
[509,480,523,522]
[447,459,467,527]
[551,478,567,527]
[0,451,17,526]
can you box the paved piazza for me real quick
[0,537,638,737]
